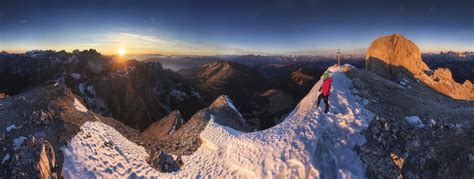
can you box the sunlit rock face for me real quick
[366,34,474,101]
[365,33,430,80]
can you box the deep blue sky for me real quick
[1,0,473,55]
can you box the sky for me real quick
[0,0,473,55]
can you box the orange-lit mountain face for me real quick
[366,34,474,101]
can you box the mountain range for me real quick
[0,34,472,178]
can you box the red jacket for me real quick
[321,77,332,96]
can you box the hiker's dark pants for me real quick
[317,94,329,113]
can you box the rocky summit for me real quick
[366,33,430,80]
[366,34,474,101]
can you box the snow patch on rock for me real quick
[405,116,425,128]
[170,89,186,101]
[2,153,10,164]
[223,96,247,125]
[191,90,201,100]
[69,73,81,80]
[12,136,27,151]
[6,124,17,132]
[78,83,85,94]
[86,85,95,95]
[73,98,88,112]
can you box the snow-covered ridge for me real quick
[62,65,374,178]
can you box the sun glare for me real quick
[118,48,126,56]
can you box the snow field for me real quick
[62,121,156,178]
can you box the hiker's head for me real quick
[323,72,329,79]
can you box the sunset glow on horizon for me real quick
[118,48,126,56]
[1,0,472,55]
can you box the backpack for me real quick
[321,77,332,96]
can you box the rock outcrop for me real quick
[366,34,474,101]
[165,95,255,156]
[143,110,184,140]
[9,136,57,178]
[417,67,474,100]
[423,55,474,84]
[209,95,254,132]
[291,68,316,87]
[165,109,212,155]
[150,150,183,173]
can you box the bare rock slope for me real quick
[347,66,474,178]
[142,110,184,140]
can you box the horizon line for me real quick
[3,48,473,57]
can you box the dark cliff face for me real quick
[67,61,207,131]
[0,57,61,95]
[82,62,205,130]
[85,62,174,130]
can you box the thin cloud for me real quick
[119,33,173,45]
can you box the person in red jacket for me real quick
[317,72,332,113]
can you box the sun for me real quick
[118,48,126,56]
